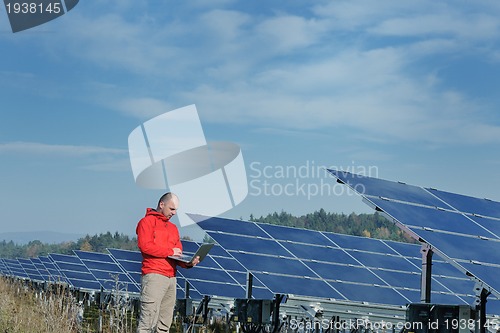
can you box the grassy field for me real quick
[0,277,141,332]
[0,277,80,332]
[0,277,225,333]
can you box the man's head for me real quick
[156,192,179,220]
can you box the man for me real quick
[136,192,199,332]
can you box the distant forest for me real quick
[0,210,414,259]
[250,209,414,243]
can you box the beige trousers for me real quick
[137,273,177,333]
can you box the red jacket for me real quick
[136,208,186,277]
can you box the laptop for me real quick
[168,243,214,264]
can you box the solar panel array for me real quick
[190,214,500,315]
[1,210,499,317]
[0,242,221,300]
[327,169,500,311]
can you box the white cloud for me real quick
[28,1,500,146]
[115,97,175,119]
[0,142,126,156]
[254,15,329,53]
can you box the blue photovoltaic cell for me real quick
[39,256,67,283]
[76,250,117,263]
[30,257,51,281]
[3,259,28,279]
[229,271,268,288]
[347,251,418,272]
[369,269,421,290]
[75,250,140,294]
[331,282,409,305]
[486,299,500,315]
[432,276,476,296]
[211,256,246,272]
[407,229,500,266]
[327,169,445,208]
[0,259,9,275]
[49,253,101,291]
[382,241,420,258]
[253,272,344,299]
[230,252,316,278]
[207,233,290,257]
[459,263,500,291]
[305,261,386,285]
[398,289,421,303]
[325,232,395,254]
[182,280,245,298]
[107,248,142,262]
[369,198,497,239]
[259,223,333,245]
[180,266,238,285]
[279,241,358,265]
[17,258,43,282]
[0,259,12,276]
[106,248,143,293]
[433,265,468,280]
[115,260,142,275]
[207,244,233,257]
[190,214,270,238]
[427,292,469,305]
[469,216,500,236]
[427,188,500,220]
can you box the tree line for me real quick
[250,209,414,243]
[0,210,414,259]
[0,232,137,259]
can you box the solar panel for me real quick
[192,214,481,309]
[38,255,68,284]
[176,240,249,299]
[49,253,102,291]
[17,258,44,282]
[30,257,51,282]
[105,248,143,293]
[368,197,497,239]
[326,170,445,208]
[2,258,28,279]
[0,258,11,276]
[428,188,500,219]
[74,250,140,294]
[327,169,500,314]
[0,259,10,276]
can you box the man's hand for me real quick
[172,248,182,256]
[185,256,200,268]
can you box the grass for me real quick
[0,277,80,332]
[0,277,138,333]
[0,276,234,333]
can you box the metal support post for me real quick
[272,294,284,333]
[420,244,433,303]
[246,272,253,299]
[474,285,490,333]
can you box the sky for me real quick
[1,0,500,241]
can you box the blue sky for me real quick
[1,0,500,240]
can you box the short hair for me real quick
[157,192,177,207]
